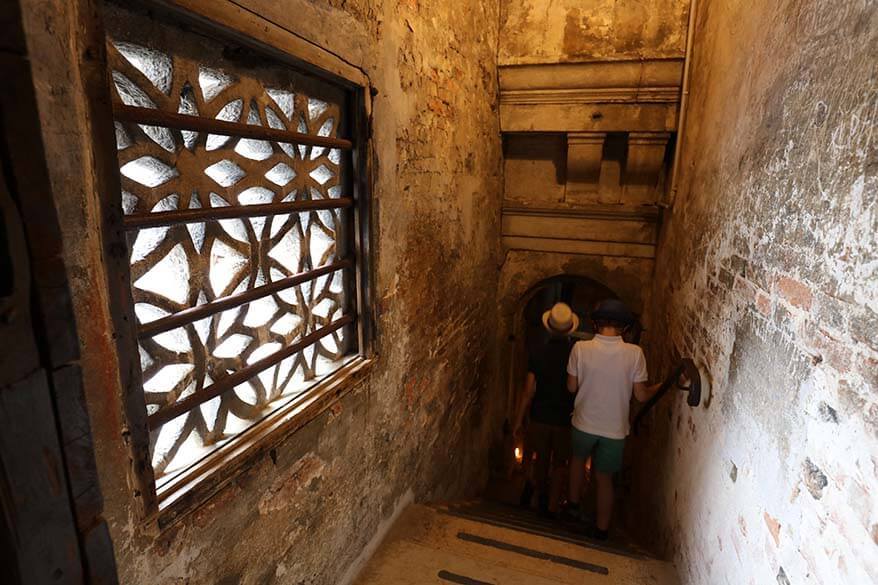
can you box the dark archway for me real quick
[505,274,643,426]
[489,274,644,505]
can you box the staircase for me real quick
[354,501,679,584]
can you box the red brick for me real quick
[800,326,852,372]
[756,293,772,316]
[856,355,878,391]
[777,276,813,310]
[763,511,781,546]
[734,276,757,302]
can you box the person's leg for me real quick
[523,423,550,507]
[594,471,614,531]
[548,425,571,513]
[568,456,585,505]
[548,465,566,514]
[568,428,597,508]
[520,427,536,506]
[590,436,625,537]
[530,423,552,511]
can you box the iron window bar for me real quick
[117,99,358,432]
[113,103,353,150]
[123,198,354,229]
[147,313,355,429]
[137,258,354,339]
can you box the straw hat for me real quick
[542,302,580,336]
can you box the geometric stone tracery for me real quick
[108,27,354,483]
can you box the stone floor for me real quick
[355,502,679,584]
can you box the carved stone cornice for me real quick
[566,132,606,195]
[499,59,684,103]
[499,59,684,134]
[502,204,661,223]
[626,132,672,185]
[501,86,682,105]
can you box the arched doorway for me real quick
[490,274,644,506]
[506,275,642,426]
[486,274,643,506]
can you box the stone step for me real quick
[354,504,679,585]
[435,500,654,559]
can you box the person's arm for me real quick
[512,372,536,437]
[632,347,658,402]
[567,374,578,394]
[566,343,579,394]
[633,381,662,402]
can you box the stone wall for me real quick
[628,1,878,583]
[20,0,504,583]
[499,0,689,65]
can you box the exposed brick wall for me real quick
[628,1,877,583]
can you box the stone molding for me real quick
[626,132,672,185]
[501,204,659,259]
[566,132,606,194]
[499,59,684,104]
[502,204,661,222]
[501,86,682,105]
[501,103,678,133]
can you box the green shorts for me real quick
[571,428,625,473]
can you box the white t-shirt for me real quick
[566,334,648,439]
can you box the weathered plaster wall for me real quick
[499,0,689,65]
[22,0,504,583]
[628,1,878,583]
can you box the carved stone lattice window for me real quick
[104,6,368,504]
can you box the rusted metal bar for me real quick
[123,197,353,229]
[113,103,353,149]
[631,362,687,435]
[138,259,353,339]
[147,314,355,428]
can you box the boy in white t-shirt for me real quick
[563,299,661,540]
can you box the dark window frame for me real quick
[97,0,376,528]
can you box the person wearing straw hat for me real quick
[562,298,662,539]
[512,302,580,517]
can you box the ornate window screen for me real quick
[104,6,366,499]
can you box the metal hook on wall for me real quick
[676,357,702,407]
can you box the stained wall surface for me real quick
[20,0,504,583]
[628,1,878,583]
[499,0,689,65]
